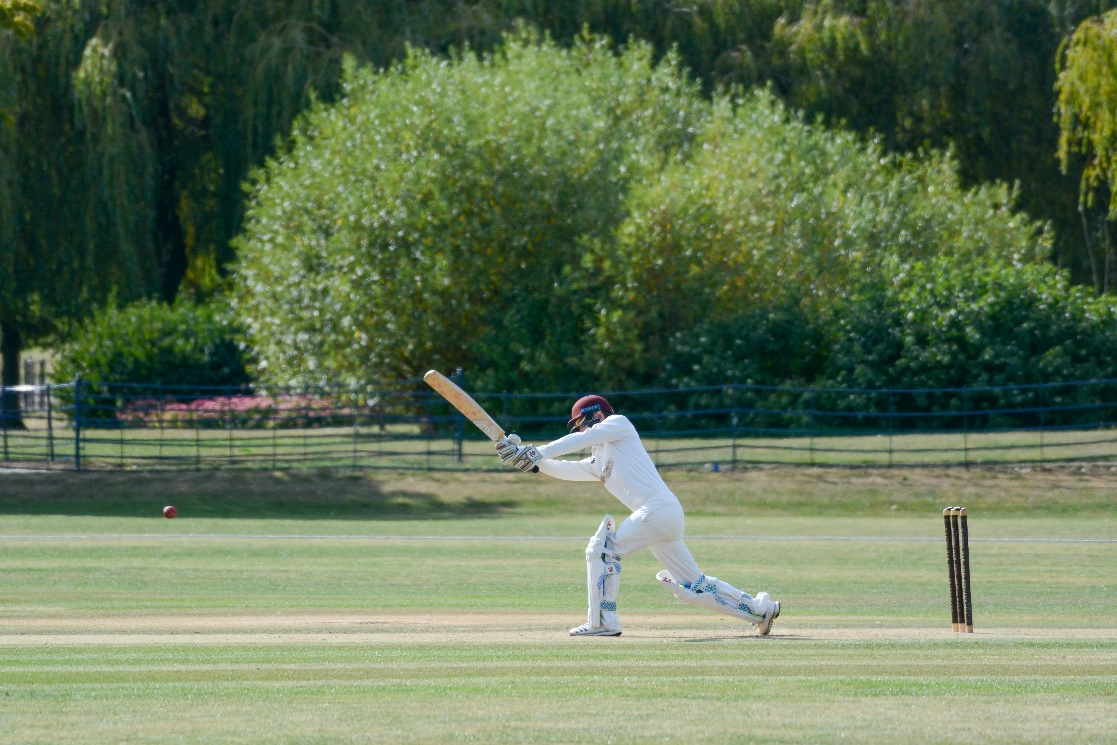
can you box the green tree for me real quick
[232,32,705,390]
[1057,8,1117,218]
[765,0,1116,288]
[0,0,39,37]
[0,1,431,422]
[1056,9,1117,294]
[0,4,161,426]
[591,91,1050,386]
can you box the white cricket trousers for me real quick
[610,496,703,586]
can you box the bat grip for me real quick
[532,466,539,473]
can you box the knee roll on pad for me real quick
[586,515,619,560]
[587,515,621,578]
[586,514,622,576]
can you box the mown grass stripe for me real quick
[2,533,1114,543]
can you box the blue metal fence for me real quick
[2,375,1117,471]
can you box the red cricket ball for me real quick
[163,505,177,519]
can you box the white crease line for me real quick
[0,534,1114,543]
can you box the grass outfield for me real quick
[1,467,1115,743]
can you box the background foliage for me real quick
[53,300,250,417]
[4,2,1117,409]
[593,93,1049,386]
[3,1,1116,318]
[233,32,706,391]
[234,33,1115,407]
[1057,8,1117,219]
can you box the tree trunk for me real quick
[157,164,187,303]
[0,320,25,429]
[154,57,186,303]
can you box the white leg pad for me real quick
[586,515,622,628]
[656,570,768,623]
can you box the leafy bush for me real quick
[591,91,1051,386]
[821,259,1117,427]
[661,300,824,390]
[54,300,251,420]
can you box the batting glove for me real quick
[510,443,543,473]
[495,434,521,463]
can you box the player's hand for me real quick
[509,443,542,473]
[495,434,521,462]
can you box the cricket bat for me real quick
[423,369,539,472]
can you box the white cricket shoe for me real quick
[569,622,622,637]
[754,591,781,636]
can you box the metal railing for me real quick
[2,376,1117,471]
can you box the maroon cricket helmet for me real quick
[567,395,614,433]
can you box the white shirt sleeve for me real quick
[537,457,599,482]
[536,416,628,459]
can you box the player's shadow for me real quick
[0,470,518,520]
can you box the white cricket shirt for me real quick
[535,414,680,512]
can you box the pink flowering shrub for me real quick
[118,394,383,429]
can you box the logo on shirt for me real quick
[600,458,614,484]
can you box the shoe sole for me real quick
[758,602,780,636]
[569,630,622,637]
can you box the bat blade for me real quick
[423,370,505,441]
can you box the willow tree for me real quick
[1057,9,1117,294]
[1,4,161,426]
[763,0,1117,288]
[0,0,38,37]
[1058,9,1117,216]
[0,1,407,423]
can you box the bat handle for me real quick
[532,466,539,473]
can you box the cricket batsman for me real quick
[496,395,780,637]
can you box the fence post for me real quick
[730,385,738,472]
[887,389,894,468]
[1,378,7,462]
[156,387,164,463]
[424,386,432,470]
[352,392,359,469]
[23,358,32,410]
[962,387,969,469]
[1039,385,1046,462]
[272,404,278,470]
[453,368,464,464]
[807,390,815,466]
[301,388,308,463]
[226,396,233,466]
[74,375,83,472]
[194,408,200,470]
[47,383,54,462]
